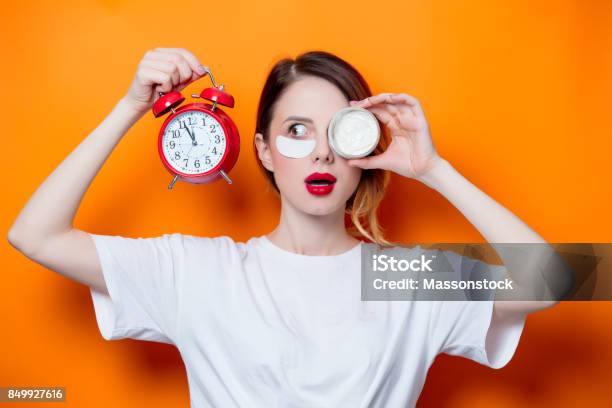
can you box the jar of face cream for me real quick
[328,107,381,159]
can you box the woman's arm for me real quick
[416,157,562,316]
[8,97,143,250]
[347,93,565,317]
[418,158,545,243]
[7,97,144,293]
[8,47,208,293]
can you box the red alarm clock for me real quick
[152,66,240,190]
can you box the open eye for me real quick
[288,123,308,138]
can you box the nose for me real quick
[311,131,334,164]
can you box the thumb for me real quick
[176,70,207,92]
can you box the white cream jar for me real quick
[328,107,381,159]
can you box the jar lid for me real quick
[328,107,380,159]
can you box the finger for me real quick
[364,106,396,127]
[139,59,180,87]
[389,93,425,116]
[137,67,171,88]
[353,94,404,117]
[176,71,207,92]
[154,47,208,75]
[137,67,173,93]
[354,93,421,120]
[347,153,387,170]
[354,93,418,110]
[389,92,419,106]
[174,58,194,84]
[151,49,208,90]
[370,93,424,118]
[157,54,193,84]
[350,97,402,121]
[355,93,395,108]
[144,51,195,85]
[152,49,201,84]
[365,103,405,129]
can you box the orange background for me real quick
[2,0,611,406]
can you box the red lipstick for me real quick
[304,172,337,196]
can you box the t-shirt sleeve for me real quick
[87,232,185,344]
[432,299,526,369]
[430,250,527,369]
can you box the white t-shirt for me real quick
[88,233,526,408]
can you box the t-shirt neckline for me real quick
[259,235,362,260]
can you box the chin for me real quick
[303,204,337,216]
[302,196,348,216]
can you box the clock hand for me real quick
[192,127,205,146]
[191,126,200,146]
[183,126,197,145]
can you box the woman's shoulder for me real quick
[176,233,262,258]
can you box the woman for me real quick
[8,47,556,407]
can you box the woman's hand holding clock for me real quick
[347,93,444,181]
[123,47,209,115]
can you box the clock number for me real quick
[172,130,181,138]
[179,120,186,129]
[187,116,195,126]
[175,151,181,160]
[211,147,217,155]
[201,117,206,126]
[169,141,175,149]
[214,134,220,143]
[183,158,189,166]
[194,159,200,168]
[210,124,216,134]
[205,156,211,165]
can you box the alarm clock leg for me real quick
[168,174,180,190]
[219,170,232,185]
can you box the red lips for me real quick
[304,172,337,196]
[304,172,337,183]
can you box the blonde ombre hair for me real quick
[254,51,396,247]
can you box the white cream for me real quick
[275,134,316,158]
[328,107,380,159]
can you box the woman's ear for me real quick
[254,132,274,172]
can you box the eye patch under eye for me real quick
[275,134,316,158]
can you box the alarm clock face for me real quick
[161,110,227,175]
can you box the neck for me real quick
[266,195,360,256]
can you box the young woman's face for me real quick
[256,75,363,216]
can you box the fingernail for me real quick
[197,65,207,75]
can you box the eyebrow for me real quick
[283,116,314,124]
